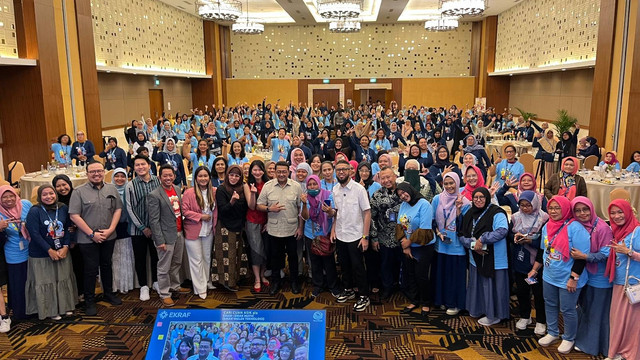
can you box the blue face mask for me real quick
[307,189,320,197]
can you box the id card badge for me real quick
[389,211,397,222]
[544,256,551,267]
[19,240,24,251]
[517,249,525,262]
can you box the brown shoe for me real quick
[177,287,191,294]
[162,298,175,307]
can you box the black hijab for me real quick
[37,185,61,211]
[355,162,374,189]
[396,181,424,206]
[433,145,453,170]
[460,187,506,277]
[52,174,73,206]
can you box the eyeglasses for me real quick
[574,207,590,214]
[88,170,104,174]
[519,203,533,208]
[547,206,562,211]
[472,196,485,200]
[336,168,351,173]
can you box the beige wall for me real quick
[98,72,193,128]
[226,79,299,106]
[508,68,594,125]
[495,0,600,71]
[0,0,17,58]
[230,22,472,79]
[402,77,475,108]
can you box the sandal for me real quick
[261,278,270,287]
[253,282,262,293]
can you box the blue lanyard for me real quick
[442,205,455,230]
[41,205,59,231]
[471,207,490,236]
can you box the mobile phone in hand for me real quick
[525,277,538,285]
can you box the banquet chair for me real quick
[92,155,105,165]
[583,155,598,170]
[30,186,39,204]
[519,153,535,174]
[610,188,631,203]
[182,158,190,187]
[6,161,26,188]
[486,164,496,185]
[454,151,463,167]
[249,155,263,164]
[0,178,9,187]
[104,170,114,183]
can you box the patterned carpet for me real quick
[0,282,604,360]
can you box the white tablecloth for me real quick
[20,172,88,201]
[585,180,640,219]
[486,140,534,157]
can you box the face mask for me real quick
[307,189,320,197]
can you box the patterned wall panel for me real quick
[90,0,205,74]
[495,0,600,71]
[230,22,472,79]
[0,0,18,58]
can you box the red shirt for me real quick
[246,182,267,225]
[163,186,183,232]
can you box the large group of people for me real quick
[1,98,639,360]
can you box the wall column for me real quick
[192,22,227,108]
[476,16,510,111]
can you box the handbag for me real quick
[311,235,335,257]
[624,233,640,304]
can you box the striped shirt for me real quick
[125,175,161,235]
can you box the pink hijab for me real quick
[289,148,306,179]
[570,196,613,274]
[546,196,574,261]
[0,185,29,239]
[461,165,486,201]
[605,199,640,281]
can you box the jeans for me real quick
[379,245,402,291]
[543,280,582,340]
[78,240,116,303]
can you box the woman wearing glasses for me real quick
[527,196,590,354]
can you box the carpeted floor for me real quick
[0,282,604,360]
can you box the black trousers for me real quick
[364,247,381,290]
[70,244,84,294]
[402,244,435,307]
[514,270,546,323]
[379,245,402,291]
[269,235,298,284]
[132,234,158,287]
[336,239,369,296]
[305,237,340,293]
[78,240,116,303]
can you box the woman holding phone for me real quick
[245,161,270,293]
[509,191,548,335]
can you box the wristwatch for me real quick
[628,249,634,257]
[570,275,579,281]
[362,235,369,240]
[88,230,95,239]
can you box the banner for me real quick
[146,309,326,360]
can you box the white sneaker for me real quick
[605,355,624,360]
[478,317,500,326]
[538,334,559,347]
[0,318,10,333]
[50,315,62,320]
[515,317,532,330]
[139,285,150,301]
[446,308,460,316]
[152,282,160,293]
[574,346,582,352]
[534,323,546,336]
[207,282,216,290]
[199,293,206,300]
[557,340,574,354]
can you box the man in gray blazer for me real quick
[148,164,188,307]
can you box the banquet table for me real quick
[485,132,503,141]
[585,179,640,219]
[19,171,88,201]
[485,140,534,157]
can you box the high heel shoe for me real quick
[253,283,262,293]
[261,278,270,287]
[400,306,417,314]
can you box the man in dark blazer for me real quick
[148,164,188,307]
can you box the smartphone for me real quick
[525,277,538,285]
[324,199,331,207]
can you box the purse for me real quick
[311,235,335,257]
[624,233,640,304]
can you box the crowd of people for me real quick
[1,98,640,360]
[164,322,309,360]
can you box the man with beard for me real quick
[369,167,403,300]
[187,337,218,360]
[248,336,270,360]
[331,160,372,312]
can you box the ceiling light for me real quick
[424,15,459,31]
[317,0,363,19]
[196,0,242,22]
[329,18,362,33]
[232,0,264,34]
[440,0,485,16]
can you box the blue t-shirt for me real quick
[304,194,334,239]
[495,159,525,186]
[432,195,467,256]
[370,139,391,152]
[468,212,509,270]
[587,244,612,288]
[320,179,336,192]
[228,127,243,142]
[366,182,382,198]
[271,138,290,162]
[599,161,621,170]
[215,120,227,139]
[626,162,640,172]
[613,227,640,286]
[397,198,434,247]
[190,153,215,172]
[2,200,33,264]
[51,143,72,165]
[227,154,249,166]
[540,221,591,288]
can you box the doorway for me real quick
[312,89,340,110]
[360,89,390,108]
[149,89,164,120]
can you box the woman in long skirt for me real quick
[111,168,135,294]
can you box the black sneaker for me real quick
[353,296,370,312]
[336,289,356,303]
[85,302,97,316]
[311,288,321,298]
[104,293,122,305]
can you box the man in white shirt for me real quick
[331,160,372,312]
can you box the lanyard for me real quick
[442,205,455,230]
[525,213,540,235]
[471,207,490,236]
[41,205,59,230]
[546,220,569,251]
